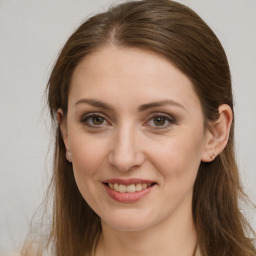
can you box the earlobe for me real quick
[66,150,72,162]
[201,104,233,162]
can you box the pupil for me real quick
[93,117,103,125]
[154,117,165,126]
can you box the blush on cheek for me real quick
[71,142,107,176]
[73,154,97,175]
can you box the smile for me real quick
[107,183,153,193]
[102,179,157,203]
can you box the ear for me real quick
[201,104,233,162]
[57,108,69,151]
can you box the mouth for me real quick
[102,177,158,193]
[102,179,157,203]
[103,182,157,193]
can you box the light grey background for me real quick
[1,0,255,254]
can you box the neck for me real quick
[95,201,197,256]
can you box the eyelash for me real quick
[80,112,176,129]
[146,113,176,129]
[81,113,109,128]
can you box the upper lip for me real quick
[102,178,157,185]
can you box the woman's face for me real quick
[62,46,209,231]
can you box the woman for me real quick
[22,0,255,255]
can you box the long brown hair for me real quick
[23,0,255,255]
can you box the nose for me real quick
[108,125,145,172]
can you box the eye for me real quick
[153,116,167,126]
[146,114,175,128]
[81,114,108,128]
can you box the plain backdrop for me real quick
[1,0,256,254]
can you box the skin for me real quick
[59,45,232,256]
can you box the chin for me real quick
[100,210,158,232]
[104,220,153,232]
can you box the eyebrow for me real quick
[138,99,187,112]
[75,98,187,112]
[75,98,114,111]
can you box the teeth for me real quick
[114,183,119,192]
[135,183,142,191]
[108,183,153,193]
[119,184,126,193]
[127,184,135,193]
[142,183,147,189]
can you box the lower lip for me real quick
[103,184,155,203]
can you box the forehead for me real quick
[69,45,201,112]
[72,46,190,85]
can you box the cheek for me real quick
[70,134,109,178]
[149,130,204,181]
[69,135,110,207]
